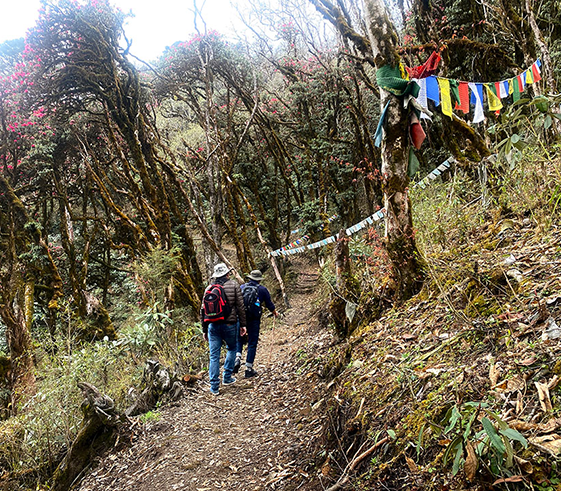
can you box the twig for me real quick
[325,436,390,491]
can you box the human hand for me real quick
[240,326,247,337]
[203,333,208,342]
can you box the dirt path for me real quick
[79,266,329,491]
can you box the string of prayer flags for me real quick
[289,214,339,236]
[414,59,542,123]
[270,158,454,257]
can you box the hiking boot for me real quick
[244,367,258,378]
[233,358,241,374]
[223,377,237,386]
[210,387,220,396]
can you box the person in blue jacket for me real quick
[234,270,278,378]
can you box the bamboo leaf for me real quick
[452,443,464,476]
[500,428,528,448]
[445,406,461,433]
[443,436,463,466]
[482,417,506,454]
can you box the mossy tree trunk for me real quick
[311,0,423,300]
[364,0,424,299]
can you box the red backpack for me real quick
[202,284,232,323]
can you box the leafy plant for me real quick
[436,402,528,481]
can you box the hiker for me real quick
[234,269,278,378]
[201,263,247,396]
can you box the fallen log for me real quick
[51,382,129,491]
[125,359,184,417]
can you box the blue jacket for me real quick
[241,280,275,314]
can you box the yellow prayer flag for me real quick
[400,62,410,81]
[526,69,534,84]
[437,77,453,119]
[508,79,514,94]
[486,84,503,111]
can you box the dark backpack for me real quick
[202,284,231,323]
[243,284,262,319]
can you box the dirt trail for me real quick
[79,266,329,491]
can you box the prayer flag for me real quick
[468,83,485,123]
[426,76,440,106]
[455,81,470,114]
[532,61,542,82]
[414,78,431,120]
[517,74,525,92]
[409,113,426,150]
[512,77,520,102]
[526,68,534,84]
[437,77,453,118]
[374,100,391,148]
[486,84,503,111]
[406,51,442,79]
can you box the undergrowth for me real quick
[307,137,561,489]
[0,247,207,483]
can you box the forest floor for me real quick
[78,263,331,491]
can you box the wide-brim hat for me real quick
[247,270,264,281]
[213,263,232,278]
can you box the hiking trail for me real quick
[79,264,330,491]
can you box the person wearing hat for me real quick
[200,263,247,395]
[234,269,278,378]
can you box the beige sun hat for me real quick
[247,270,264,281]
[213,263,232,278]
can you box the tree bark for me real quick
[363,0,424,299]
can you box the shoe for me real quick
[233,358,241,374]
[244,367,258,378]
[223,377,237,386]
[210,387,220,396]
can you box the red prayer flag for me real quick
[532,62,542,82]
[517,75,524,92]
[454,82,470,114]
[409,113,426,150]
[406,51,442,79]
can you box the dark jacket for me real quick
[200,277,246,333]
[241,280,276,315]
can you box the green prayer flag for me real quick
[449,80,460,106]
[376,64,420,98]
[512,78,520,102]
[408,147,420,178]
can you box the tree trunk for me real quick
[364,0,424,299]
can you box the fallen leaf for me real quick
[405,455,417,473]
[464,441,477,481]
[506,376,525,392]
[489,363,501,387]
[535,381,553,412]
[529,434,561,456]
[514,455,533,474]
[518,356,537,366]
[492,475,524,486]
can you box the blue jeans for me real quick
[236,317,260,365]
[208,323,238,391]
